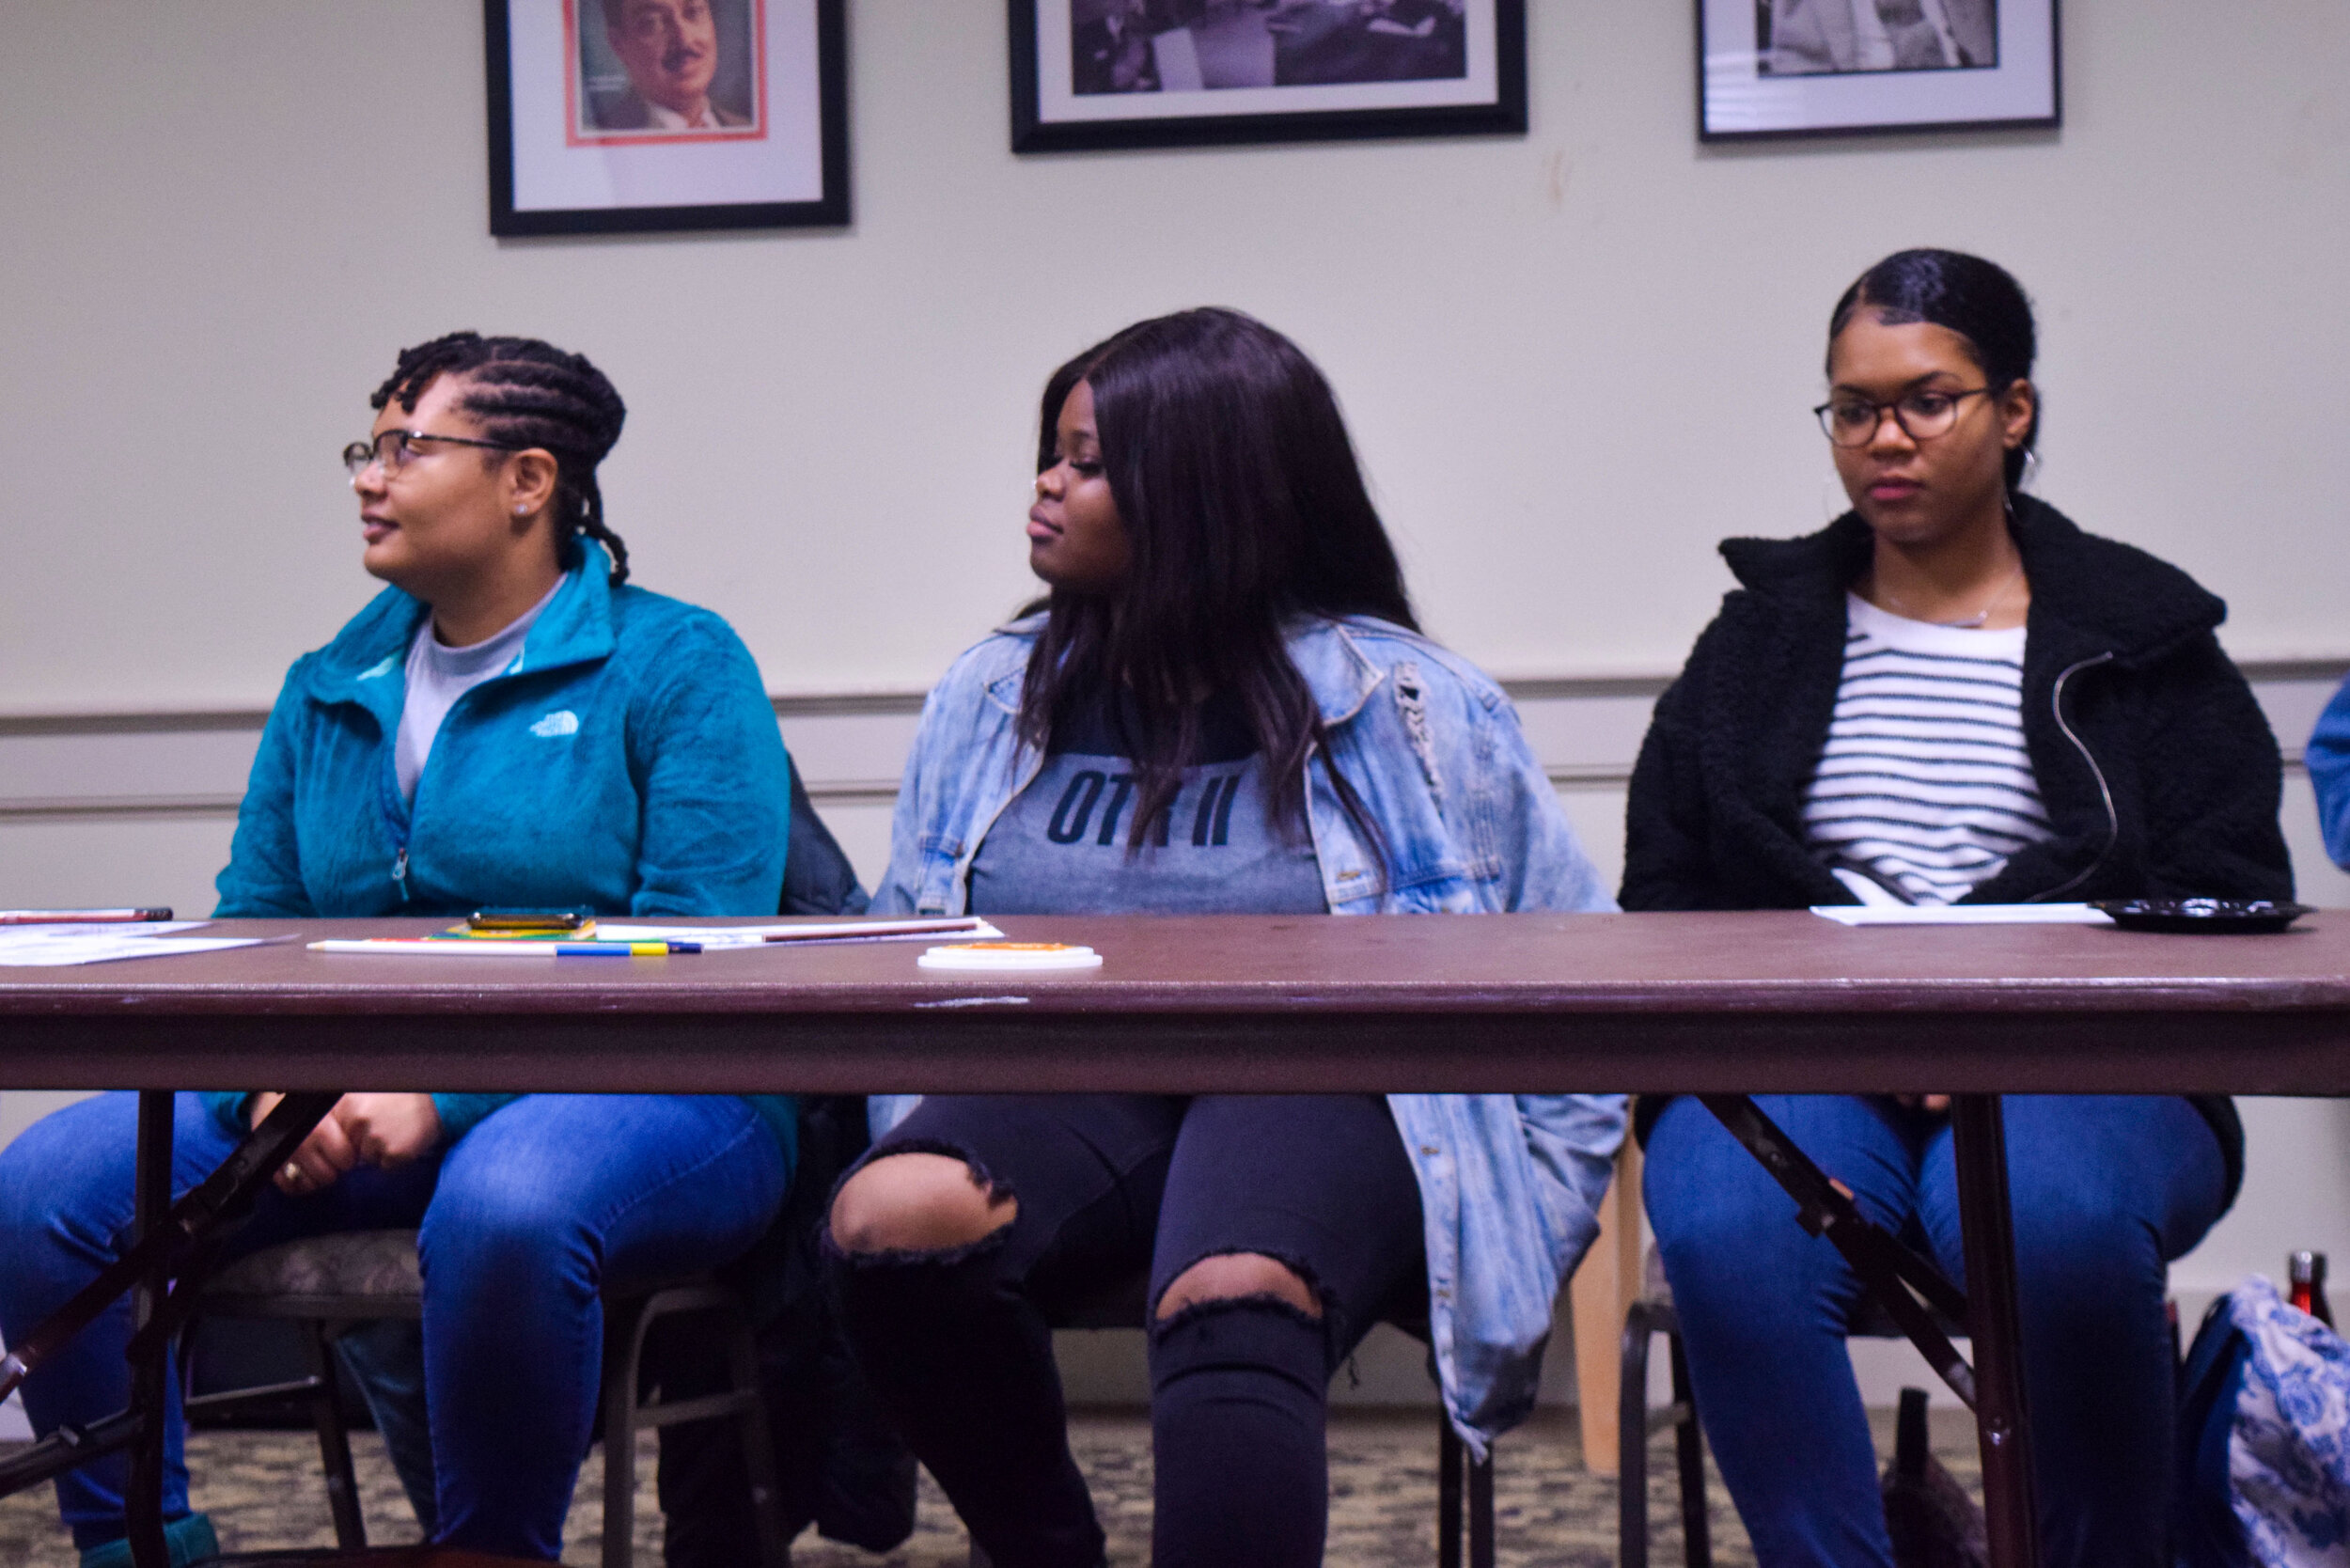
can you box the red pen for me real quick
[0,908,174,925]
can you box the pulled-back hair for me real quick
[371,332,633,584]
[1021,306,1418,851]
[1829,249,2039,492]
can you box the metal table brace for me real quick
[0,1091,342,1568]
[1700,1093,2040,1568]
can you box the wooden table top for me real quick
[3,912,2347,1096]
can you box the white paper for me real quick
[0,933,271,967]
[918,944,1102,972]
[1810,903,2113,927]
[596,917,1004,949]
[0,921,208,939]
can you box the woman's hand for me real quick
[333,1094,443,1170]
[252,1092,442,1195]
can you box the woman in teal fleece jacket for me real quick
[0,334,794,1566]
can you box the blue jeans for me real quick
[1644,1094,2226,1568]
[0,1091,787,1561]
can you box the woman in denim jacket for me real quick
[826,308,1623,1568]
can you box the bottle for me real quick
[2289,1251,2334,1327]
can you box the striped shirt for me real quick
[1801,594,2053,905]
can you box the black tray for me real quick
[2091,899,2315,934]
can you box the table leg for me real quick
[125,1090,174,1568]
[0,1090,341,1510]
[1950,1094,2040,1568]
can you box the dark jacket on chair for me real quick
[1619,494,2294,1197]
[655,765,920,1563]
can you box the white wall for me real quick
[2,3,2347,716]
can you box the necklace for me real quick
[1870,557,2024,629]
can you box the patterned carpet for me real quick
[0,1407,1982,1566]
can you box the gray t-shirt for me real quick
[966,690,1328,917]
[394,581,561,802]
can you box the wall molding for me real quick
[3,659,2341,823]
[0,795,245,823]
[3,655,2340,735]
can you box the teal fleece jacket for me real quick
[206,543,794,1164]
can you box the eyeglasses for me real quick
[342,430,523,478]
[1813,386,1995,448]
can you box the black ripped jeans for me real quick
[825,1094,1426,1568]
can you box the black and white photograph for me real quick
[574,0,763,139]
[1013,0,1524,152]
[1072,0,1468,96]
[1757,0,1997,77]
[485,0,846,236]
[1700,0,2052,138]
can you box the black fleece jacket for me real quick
[1621,495,2294,1200]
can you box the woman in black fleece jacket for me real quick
[1624,251,2291,1568]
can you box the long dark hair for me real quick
[371,332,633,584]
[1829,249,2039,492]
[1021,307,1418,849]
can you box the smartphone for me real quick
[468,909,591,931]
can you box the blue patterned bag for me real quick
[2181,1277,2350,1567]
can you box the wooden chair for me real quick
[191,1230,790,1568]
[1565,1137,1647,1476]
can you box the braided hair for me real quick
[370,332,633,584]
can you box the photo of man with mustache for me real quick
[586,0,755,133]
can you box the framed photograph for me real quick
[1010,0,1526,153]
[486,0,848,237]
[1698,0,2058,142]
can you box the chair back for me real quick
[780,758,869,917]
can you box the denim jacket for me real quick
[870,613,1626,1455]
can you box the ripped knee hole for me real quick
[1156,1252,1321,1321]
[830,1151,1017,1255]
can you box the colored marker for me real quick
[309,939,695,958]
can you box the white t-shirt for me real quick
[1801,593,2054,905]
[394,581,562,802]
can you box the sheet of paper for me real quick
[597,917,1005,949]
[1810,903,2113,927]
[0,921,208,939]
[0,933,271,967]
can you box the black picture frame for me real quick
[486,0,849,237]
[1697,0,2058,143]
[1010,0,1526,154]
